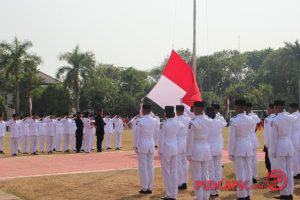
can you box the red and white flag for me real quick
[146,50,202,108]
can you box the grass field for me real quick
[0,128,291,200]
[0,127,265,157]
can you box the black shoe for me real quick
[106,147,111,150]
[76,150,80,153]
[245,196,250,200]
[252,178,257,184]
[53,149,56,152]
[274,195,290,199]
[155,145,158,148]
[115,148,120,151]
[97,149,102,152]
[13,154,17,156]
[294,174,300,179]
[0,151,4,154]
[210,194,219,198]
[139,190,150,194]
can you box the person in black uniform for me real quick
[75,112,84,153]
[95,109,106,152]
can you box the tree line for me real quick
[0,37,299,117]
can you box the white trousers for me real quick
[84,134,93,152]
[10,137,19,155]
[30,135,38,153]
[0,136,4,151]
[252,148,258,178]
[21,135,29,153]
[39,135,45,152]
[115,132,122,148]
[191,160,210,200]
[63,134,71,151]
[275,156,294,196]
[233,156,253,198]
[177,152,189,186]
[292,151,300,175]
[161,155,178,199]
[208,155,222,195]
[47,135,54,152]
[71,134,76,151]
[81,134,86,150]
[54,134,62,151]
[105,132,113,148]
[138,152,154,191]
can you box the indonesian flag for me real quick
[146,50,202,108]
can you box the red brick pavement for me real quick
[0,150,265,180]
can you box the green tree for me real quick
[56,45,96,111]
[0,37,41,114]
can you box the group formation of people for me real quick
[0,110,124,156]
[132,100,300,200]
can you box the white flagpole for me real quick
[192,0,197,75]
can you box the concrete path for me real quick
[0,150,265,180]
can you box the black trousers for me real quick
[264,146,271,173]
[96,131,104,151]
[76,131,83,152]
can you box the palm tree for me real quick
[56,45,95,111]
[0,37,41,114]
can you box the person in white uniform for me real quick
[6,114,20,156]
[152,113,160,148]
[83,114,94,153]
[263,104,276,173]
[207,106,226,198]
[289,103,300,179]
[270,100,296,200]
[104,113,113,150]
[20,117,30,154]
[187,101,212,200]
[175,105,189,191]
[159,106,180,200]
[133,104,157,195]
[113,114,123,150]
[45,113,56,154]
[246,102,261,184]
[26,113,40,155]
[38,117,47,153]
[0,114,6,154]
[71,115,77,151]
[228,99,254,200]
[61,113,73,152]
[54,117,63,152]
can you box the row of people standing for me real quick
[0,111,125,156]
[133,102,226,200]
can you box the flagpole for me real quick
[192,0,202,91]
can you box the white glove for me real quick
[229,155,234,161]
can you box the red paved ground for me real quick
[0,150,265,180]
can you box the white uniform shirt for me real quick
[104,117,113,134]
[71,119,76,135]
[83,118,94,135]
[19,120,29,137]
[158,118,180,158]
[248,112,261,149]
[0,121,6,137]
[61,117,73,134]
[228,113,254,157]
[208,117,227,156]
[263,113,276,148]
[38,122,47,136]
[55,121,63,135]
[113,118,124,133]
[291,111,300,149]
[134,114,157,154]
[26,118,40,136]
[186,114,213,161]
[44,118,57,136]
[269,112,297,157]
[6,119,20,138]
[175,115,189,154]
